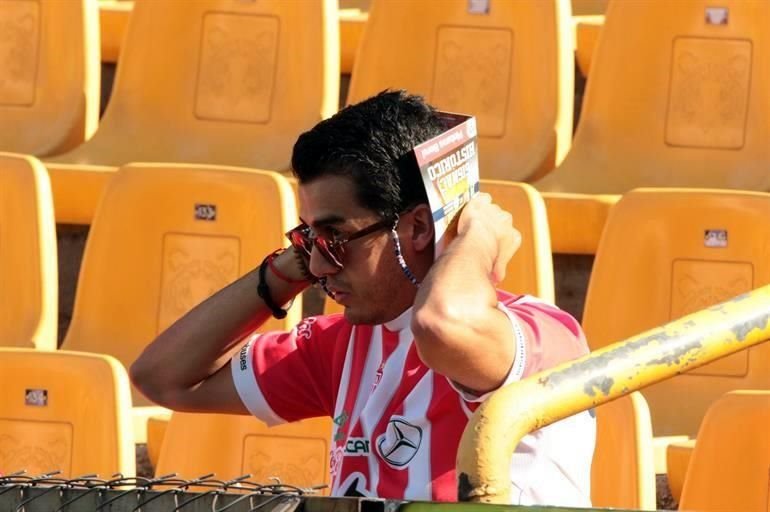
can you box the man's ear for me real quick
[409,204,434,252]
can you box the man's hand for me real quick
[455,193,522,284]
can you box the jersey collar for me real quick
[383,306,413,333]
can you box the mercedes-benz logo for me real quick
[376,418,422,468]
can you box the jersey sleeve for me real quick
[450,293,589,403]
[231,314,349,425]
[501,294,589,379]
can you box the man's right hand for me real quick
[455,193,522,284]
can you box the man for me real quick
[131,91,594,505]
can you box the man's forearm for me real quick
[412,233,512,393]
[130,248,309,407]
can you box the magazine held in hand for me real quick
[413,112,480,257]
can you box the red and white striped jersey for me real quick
[232,291,595,505]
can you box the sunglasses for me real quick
[286,217,396,270]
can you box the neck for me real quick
[408,244,436,284]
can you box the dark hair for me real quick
[291,90,446,220]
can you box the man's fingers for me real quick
[458,193,492,234]
[457,195,519,283]
[492,261,506,285]
[475,192,492,205]
[501,227,522,265]
[493,227,521,284]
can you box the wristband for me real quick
[257,256,288,319]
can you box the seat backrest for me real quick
[53,0,339,170]
[0,0,99,156]
[0,348,134,477]
[0,153,57,349]
[679,390,770,512]
[339,0,370,10]
[583,188,770,437]
[155,412,331,489]
[61,164,302,405]
[481,181,554,303]
[571,0,607,15]
[591,392,656,510]
[348,0,573,182]
[537,0,770,193]
[324,180,554,315]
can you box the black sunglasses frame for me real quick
[286,216,396,270]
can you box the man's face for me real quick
[298,174,416,325]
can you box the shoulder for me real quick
[496,290,583,338]
[243,313,354,365]
[293,313,352,341]
[267,312,353,344]
[495,290,589,373]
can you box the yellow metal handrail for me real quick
[457,285,770,503]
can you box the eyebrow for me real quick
[299,214,348,229]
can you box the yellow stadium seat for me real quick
[679,391,770,512]
[538,1,770,255]
[323,294,343,316]
[481,181,554,302]
[543,193,619,255]
[45,0,339,225]
[99,0,132,63]
[0,0,99,156]
[348,0,574,182]
[538,0,770,195]
[339,0,370,10]
[324,181,554,314]
[651,435,689,475]
[100,1,361,74]
[592,392,656,510]
[339,9,367,74]
[0,348,135,478]
[0,153,57,350]
[146,412,171,469]
[61,164,302,410]
[665,438,695,504]
[583,189,770,438]
[155,412,332,490]
[573,15,603,77]
[571,0,607,15]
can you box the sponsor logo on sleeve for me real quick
[239,344,249,371]
[296,317,317,340]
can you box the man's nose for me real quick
[308,244,340,278]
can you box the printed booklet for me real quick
[412,113,480,256]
